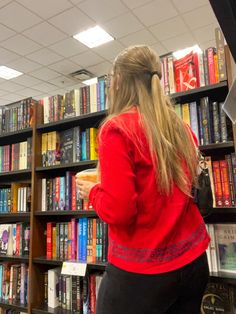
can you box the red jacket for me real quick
[89,107,210,274]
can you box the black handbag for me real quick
[192,153,213,217]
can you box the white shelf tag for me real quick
[61,261,87,276]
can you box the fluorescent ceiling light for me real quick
[73,26,114,48]
[173,45,202,60]
[83,77,98,86]
[0,66,23,80]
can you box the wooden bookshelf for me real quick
[32,305,72,314]
[33,257,106,271]
[0,299,28,312]
[0,255,29,262]
[0,169,31,182]
[34,210,97,218]
[171,81,228,102]
[0,127,32,145]
[35,161,97,173]
[37,110,107,133]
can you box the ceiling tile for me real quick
[78,0,128,23]
[0,0,12,9]
[150,16,188,41]
[151,42,168,56]
[104,13,143,38]
[0,24,15,42]
[31,82,58,93]
[182,5,218,30]
[0,99,11,106]
[0,81,25,92]
[122,0,152,9]
[193,23,218,45]
[49,7,94,36]
[49,38,87,58]
[48,76,77,88]
[1,34,41,56]
[87,61,112,77]
[16,0,73,19]
[0,2,42,32]
[17,88,43,97]
[30,67,60,81]
[49,59,79,75]
[27,48,64,66]
[1,94,23,102]
[133,0,178,27]
[23,22,67,46]
[0,47,19,63]
[6,58,42,73]
[94,41,124,61]
[0,90,9,97]
[199,39,216,50]
[172,0,208,14]
[70,50,104,68]
[162,32,196,52]
[69,0,84,3]
[119,29,157,47]
[12,74,43,87]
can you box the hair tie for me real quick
[150,71,160,78]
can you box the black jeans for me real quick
[96,252,209,314]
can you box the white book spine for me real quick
[48,268,60,308]
[208,224,218,273]
[41,179,46,212]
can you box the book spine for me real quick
[212,101,220,143]
[189,102,199,143]
[212,161,223,207]
[219,159,231,207]
[219,102,228,142]
[207,47,216,85]
[225,155,235,206]
[215,27,227,81]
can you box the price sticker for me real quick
[61,261,87,276]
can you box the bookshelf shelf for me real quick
[0,299,28,312]
[171,81,228,102]
[37,110,107,133]
[0,212,30,218]
[34,210,97,218]
[210,272,236,286]
[33,257,106,270]
[0,255,29,262]
[32,305,72,314]
[205,207,236,223]
[36,161,97,173]
[0,127,32,145]
[199,141,234,151]
[0,169,31,182]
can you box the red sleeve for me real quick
[89,122,138,226]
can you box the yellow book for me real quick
[181,103,190,126]
[47,132,52,166]
[41,133,47,167]
[174,103,182,118]
[89,128,98,160]
[51,131,60,165]
[52,226,57,259]
[11,183,21,212]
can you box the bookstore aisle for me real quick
[0,0,235,314]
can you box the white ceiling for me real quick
[0,0,219,105]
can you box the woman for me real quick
[77,45,210,314]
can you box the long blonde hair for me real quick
[103,45,198,196]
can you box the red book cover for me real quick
[174,51,198,92]
[71,174,76,211]
[219,159,231,207]
[193,52,200,88]
[46,222,54,259]
[16,223,21,256]
[89,274,96,314]
[71,218,76,260]
[207,47,216,85]
[212,160,223,207]
[55,177,60,211]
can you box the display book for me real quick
[0,52,235,314]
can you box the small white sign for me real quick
[61,261,87,276]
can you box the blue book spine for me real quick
[65,172,72,211]
[99,80,105,111]
[189,101,199,143]
[3,189,7,212]
[78,219,83,262]
[197,103,204,145]
[0,189,2,212]
[81,132,87,161]
[81,218,88,262]
[59,176,65,210]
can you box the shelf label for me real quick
[61,261,87,276]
